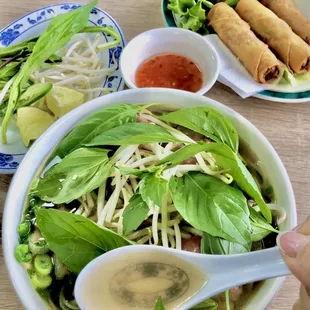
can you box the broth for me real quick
[80,251,208,310]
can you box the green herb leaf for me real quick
[36,209,131,273]
[168,0,196,16]
[140,173,168,208]
[17,83,52,108]
[169,172,251,250]
[85,123,183,146]
[122,194,149,236]
[159,142,271,223]
[249,207,278,242]
[116,165,161,178]
[0,36,38,58]
[54,104,140,158]
[180,12,203,33]
[0,61,22,81]
[201,232,248,255]
[31,148,111,204]
[190,299,218,310]
[154,296,166,310]
[82,26,121,50]
[1,1,96,143]
[212,148,271,223]
[160,107,239,152]
[189,0,206,22]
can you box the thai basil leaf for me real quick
[31,148,111,204]
[85,123,183,146]
[201,232,248,255]
[251,225,272,242]
[140,173,168,208]
[122,194,149,236]
[154,297,166,310]
[116,165,162,178]
[169,172,251,250]
[212,149,271,223]
[249,207,278,242]
[54,104,140,158]
[159,142,271,223]
[36,209,131,273]
[1,1,96,143]
[159,107,239,152]
[190,299,218,310]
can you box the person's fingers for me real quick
[295,216,310,235]
[277,231,310,294]
[279,217,310,309]
[292,285,310,310]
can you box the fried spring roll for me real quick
[261,0,310,45]
[236,0,310,74]
[208,3,281,83]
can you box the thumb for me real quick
[277,231,310,295]
[278,231,310,259]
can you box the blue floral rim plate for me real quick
[161,0,310,103]
[0,3,126,174]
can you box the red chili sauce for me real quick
[135,53,203,92]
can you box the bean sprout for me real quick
[32,33,119,100]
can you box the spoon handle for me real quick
[181,247,290,309]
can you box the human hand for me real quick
[277,216,310,310]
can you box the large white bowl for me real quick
[3,88,296,310]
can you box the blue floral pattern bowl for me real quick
[0,3,126,174]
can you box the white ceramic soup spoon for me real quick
[74,244,290,310]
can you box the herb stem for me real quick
[225,290,231,310]
[202,0,214,9]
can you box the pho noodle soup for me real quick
[14,103,285,310]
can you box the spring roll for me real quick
[236,0,310,74]
[261,0,310,45]
[208,3,281,83]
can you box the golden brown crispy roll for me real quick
[261,0,310,45]
[208,3,281,83]
[236,0,310,74]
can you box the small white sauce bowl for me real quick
[120,28,220,95]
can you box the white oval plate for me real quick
[0,3,126,174]
[162,0,310,103]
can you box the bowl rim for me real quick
[119,27,220,96]
[2,88,296,310]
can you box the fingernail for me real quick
[277,232,310,258]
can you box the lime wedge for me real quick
[46,86,85,118]
[31,97,50,112]
[16,107,55,147]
